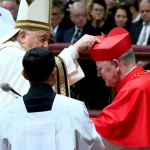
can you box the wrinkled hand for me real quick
[137,61,150,68]
[73,34,101,53]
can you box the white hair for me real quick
[70,2,86,14]
[105,48,136,66]
[21,29,32,34]
[117,48,136,65]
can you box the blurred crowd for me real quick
[1,0,150,46]
[1,0,150,110]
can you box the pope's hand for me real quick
[73,34,101,53]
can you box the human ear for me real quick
[22,70,28,80]
[51,67,57,86]
[112,59,120,72]
[18,30,28,44]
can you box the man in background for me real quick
[126,0,141,23]
[130,0,150,45]
[63,2,97,43]
[51,0,74,42]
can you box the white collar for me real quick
[52,25,59,34]
[124,66,137,78]
[75,26,83,32]
[132,13,141,23]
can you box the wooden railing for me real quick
[49,43,150,101]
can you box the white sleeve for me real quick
[78,104,104,150]
[58,45,85,85]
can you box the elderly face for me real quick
[115,9,128,28]
[140,1,150,23]
[51,7,64,27]
[96,60,120,87]
[20,30,50,51]
[70,7,87,28]
[104,0,116,9]
[91,3,105,21]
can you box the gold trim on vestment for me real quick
[131,70,150,79]
[55,56,70,97]
[15,20,50,32]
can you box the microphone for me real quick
[0,83,22,99]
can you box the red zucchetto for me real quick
[89,27,132,61]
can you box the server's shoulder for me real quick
[54,94,84,109]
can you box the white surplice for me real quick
[0,95,104,150]
[0,41,84,109]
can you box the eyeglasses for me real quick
[96,61,112,73]
[73,14,87,19]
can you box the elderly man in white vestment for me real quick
[0,0,100,109]
[0,47,104,150]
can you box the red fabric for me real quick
[89,27,131,61]
[91,66,150,147]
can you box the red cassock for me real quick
[91,66,150,147]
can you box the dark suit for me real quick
[130,19,150,45]
[63,22,98,43]
[55,16,74,43]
